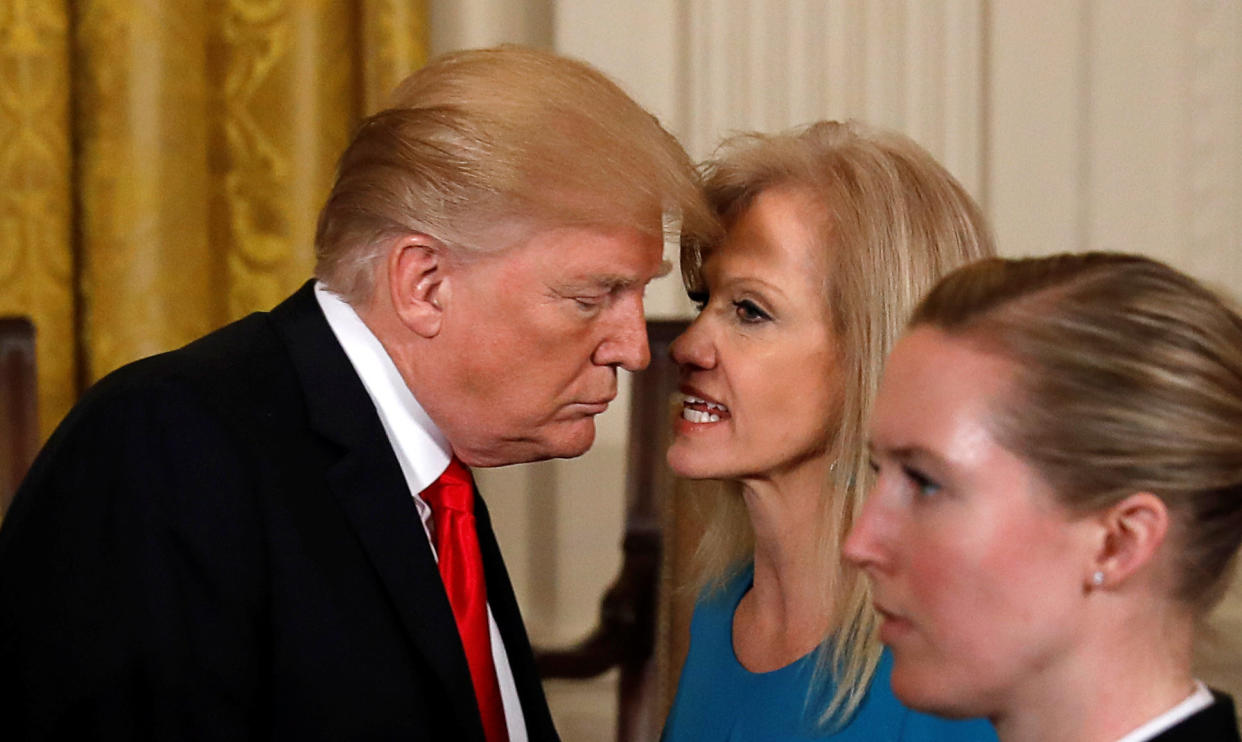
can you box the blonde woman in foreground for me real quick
[660,121,997,740]
[846,253,1242,742]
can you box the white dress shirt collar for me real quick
[1115,680,1214,742]
[313,283,528,741]
[314,283,451,522]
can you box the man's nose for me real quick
[592,294,650,371]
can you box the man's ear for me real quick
[1087,492,1170,591]
[386,233,450,338]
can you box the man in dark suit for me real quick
[0,46,711,741]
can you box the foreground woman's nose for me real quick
[843,500,888,571]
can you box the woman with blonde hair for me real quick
[660,121,997,740]
[847,253,1242,741]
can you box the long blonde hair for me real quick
[681,120,995,728]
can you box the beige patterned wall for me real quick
[0,0,428,440]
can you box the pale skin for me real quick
[990,525,1195,742]
[669,187,841,672]
[844,326,1197,742]
[732,454,835,672]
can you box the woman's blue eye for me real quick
[905,467,941,498]
[733,299,770,323]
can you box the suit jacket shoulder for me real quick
[0,281,558,741]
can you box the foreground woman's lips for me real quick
[874,604,914,643]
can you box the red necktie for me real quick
[423,457,509,742]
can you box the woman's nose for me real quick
[843,497,889,572]
[669,314,716,370]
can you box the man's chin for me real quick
[538,420,597,460]
[457,421,597,467]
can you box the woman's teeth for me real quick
[683,395,728,423]
[684,409,720,423]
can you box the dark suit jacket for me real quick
[0,281,559,741]
[1150,691,1241,742]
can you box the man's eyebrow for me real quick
[583,260,673,289]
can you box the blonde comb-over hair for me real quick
[315,45,715,303]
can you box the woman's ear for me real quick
[1087,492,1170,591]
[386,233,450,338]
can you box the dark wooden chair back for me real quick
[0,317,38,519]
[534,319,689,742]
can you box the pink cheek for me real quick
[987,527,1074,626]
[904,545,985,648]
[907,556,953,610]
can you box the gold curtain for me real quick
[0,0,428,441]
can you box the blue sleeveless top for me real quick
[661,564,997,741]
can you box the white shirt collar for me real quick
[314,283,451,507]
[314,283,528,741]
[1114,680,1214,742]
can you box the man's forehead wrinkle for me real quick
[576,270,662,290]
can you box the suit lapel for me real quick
[269,282,487,742]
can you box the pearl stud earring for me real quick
[1091,571,1105,586]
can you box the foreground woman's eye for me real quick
[733,299,771,323]
[904,466,942,498]
[687,290,709,312]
